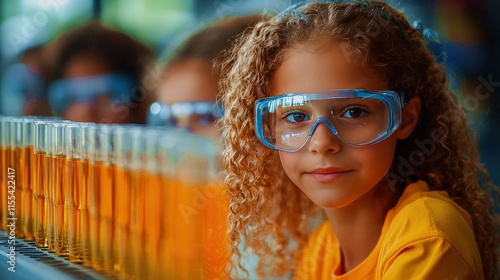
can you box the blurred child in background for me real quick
[147,13,264,278]
[147,14,262,138]
[43,21,154,124]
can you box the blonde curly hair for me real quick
[219,1,499,278]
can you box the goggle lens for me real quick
[255,90,404,152]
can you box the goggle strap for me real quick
[398,91,407,107]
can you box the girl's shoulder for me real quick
[381,181,478,262]
[378,180,484,278]
[389,180,473,236]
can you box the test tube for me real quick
[197,137,229,279]
[10,118,25,239]
[67,123,83,263]
[89,124,115,274]
[0,117,11,230]
[157,128,185,279]
[22,117,36,241]
[100,124,116,276]
[50,122,69,256]
[143,128,163,278]
[129,125,148,278]
[33,120,48,247]
[112,125,138,279]
[174,131,228,279]
[80,122,95,267]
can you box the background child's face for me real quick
[61,54,133,124]
[157,59,218,104]
[156,58,220,137]
[269,40,401,210]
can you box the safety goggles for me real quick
[146,101,223,133]
[48,73,138,114]
[4,63,46,99]
[255,89,405,152]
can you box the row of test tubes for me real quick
[0,116,230,279]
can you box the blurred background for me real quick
[0,0,498,185]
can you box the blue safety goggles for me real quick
[147,101,223,133]
[4,63,46,99]
[48,72,138,114]
[255,89,406,152]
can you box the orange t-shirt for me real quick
[294,180,484,280]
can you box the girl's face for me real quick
[61,54,133,124]
[269,41,412,209]
[157,59,218,104]
[156,58,220,137]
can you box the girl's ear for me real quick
[397,97,421,140]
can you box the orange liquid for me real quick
[144,172,161,279]
[160,179,230,279]
[53,155,69,256]
[202,183,230,279]
[100,163,115,276]
[90,161,115,274]
[113,166,132,279]
[173,180,204,279]
[89,162,101,271]
[23,146,35,240]
[5,147,12,170]
[34,152,47,247]
[158,175,175,279]
[80,159,92,267]
[130,170,147,278]
[68,158,82,263]
[13,147,25,239]
[47,154,54,251]
[3,147,13,230]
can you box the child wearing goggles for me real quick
[147,14,264,278]
[44,21,154,124]
[220,1,499,279]
[147,15,262,138]
[147,101,223,135]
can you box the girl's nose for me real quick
[307,122,342,154]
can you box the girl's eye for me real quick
[284,111,310,123]
[197,114,217,126]
[341,108,367,118]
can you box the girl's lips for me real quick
[306,168,352,183]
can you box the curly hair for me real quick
[219,1,499,279]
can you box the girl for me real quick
[147,14,262,138]
[43,21,154,124]
[219,1,499,279]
